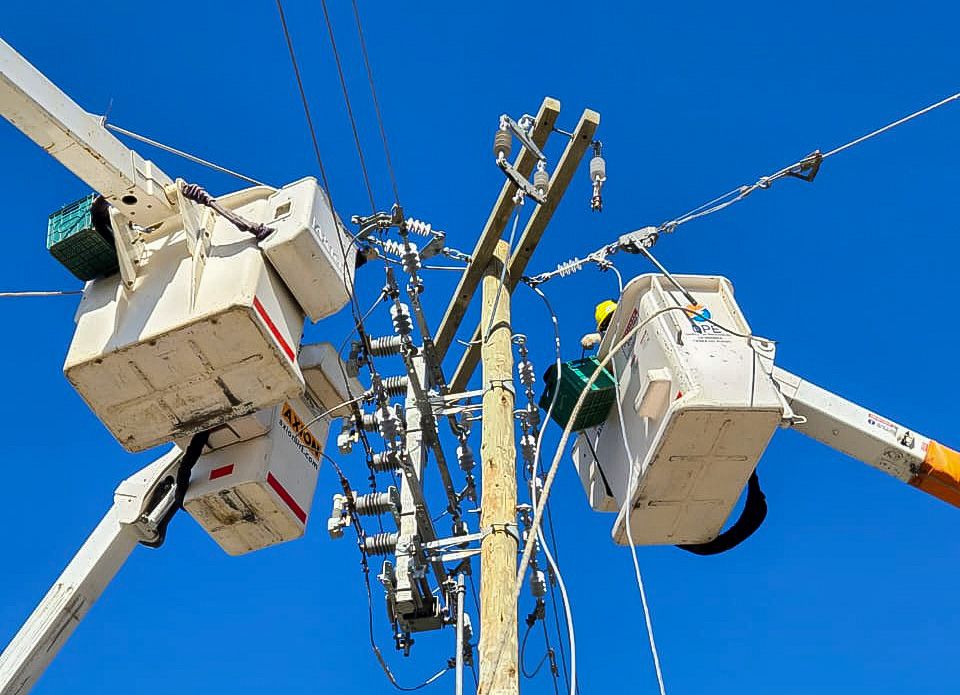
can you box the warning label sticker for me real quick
[867,413,898,437]
[279,401,322,469]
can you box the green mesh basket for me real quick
[46,194,119,281]
[539,356,617,431]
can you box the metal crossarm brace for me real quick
[449,108,600,392]
[433,97,561,360]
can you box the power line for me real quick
[529,88,960,288]
[318,0,377,213]
[350,0,401,206]
[0,290,81,298]
[103,123,267,187]
[274,0,334,198]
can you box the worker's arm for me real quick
[0,448,184,695]
[773,367,960,507]
[0,38,175,228]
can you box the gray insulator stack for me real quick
[529,569,548,598]
[363,532,399,556]
[456,444,475,472]
[370,450,401,473]
[590,154,606,182]
[381,375,409,397]
[520,433,537,466]
[391,303,413,337]
[534,166,550,195]
[517,359,536,389]
[494,128,512,160]
[405,218,434,237]
[369,335,403,357]
[401,242,421,276]
[353,486,400,517]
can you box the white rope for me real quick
[481,306,702,694]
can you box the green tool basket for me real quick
[539,356,617,431]
[46,194,119,281]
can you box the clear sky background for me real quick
[1,2,959,693]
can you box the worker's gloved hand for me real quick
[580,332,602,350]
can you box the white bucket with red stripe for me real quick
[63,186,306,452]
[184,397,328,555]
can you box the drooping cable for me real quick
[104,123,267,187]
[274,0,334,198]
[321,452,451,691]
[350,0,401,206]
[318,0,377,213]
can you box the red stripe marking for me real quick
[253,297,295,362]
[267,471,307,524]
[209,464,234,481]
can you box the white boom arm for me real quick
[0,38,176,228]
[774,367,960,507]
[0,448,183,695]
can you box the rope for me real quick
[482,304,759,693]
[104,123,267,187]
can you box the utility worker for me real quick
[581,299,617,352]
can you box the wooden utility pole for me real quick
[477,240,518,695]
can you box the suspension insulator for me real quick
[534,166,550,195]
[381,375,409,397]
[370,450,400,472]
[369,335,403,357]
[517,359,536,388]
[405,218,434,237]
[391,303,413,337]
[494,128,513,160]
[457,444,475,472]
[401,242,421,276]
[363,532,399,556]
[530,569,548,598]
[520,433,537,466]
[590,154,606,181]
[353,486,400,517]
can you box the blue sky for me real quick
[1,1,959,693]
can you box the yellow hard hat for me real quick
[595,300,617,330]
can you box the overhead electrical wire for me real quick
[321,451,452,691]
[0,290,82,297]
[530,88,960,288]
[318,0,377,213]
[103,123,268,187]
[350,0,401,205]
